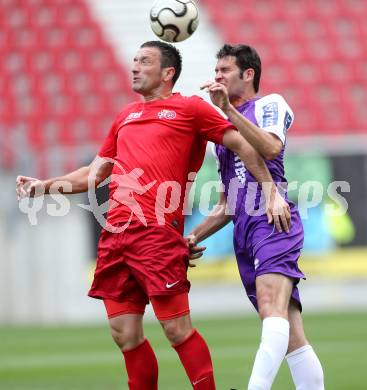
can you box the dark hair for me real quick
[216,44,261,92]
[141,41,182,85]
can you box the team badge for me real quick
[158,109,177,119]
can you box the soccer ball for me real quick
[150,0,199,43]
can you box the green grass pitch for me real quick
[1,312,366,389]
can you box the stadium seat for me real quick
[0,0,135,175]
[201,0,367,135]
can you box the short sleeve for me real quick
[98,107,131,158]
[192,97,236,144]
[98,120,119,159]
[254,94,294,144]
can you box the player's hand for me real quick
[16,176,44,200]
[200,81,231,112]
[186,234,206,268]
[266,189,291,233]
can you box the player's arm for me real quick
[223,129,290,232]
[192,95,290,232]
[187,192,231,262]
[201,82,283,160]
[223,105,282,160]
[16,156,113,199]
[189,191,231,244]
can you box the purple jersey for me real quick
[214,94,305,311]
[215,94,294,220]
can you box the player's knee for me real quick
[160,318,192,345]
[257,295,288,320]
[258,301,272,320]
[258,298,286,319]
[109,324,143,351]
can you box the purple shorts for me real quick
[233,205,305,311]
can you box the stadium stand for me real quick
[0,0,135,176]
[2,0,366,175]
[201,0,367,135]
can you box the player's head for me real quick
[215,44,261,98]
[132,41,182,95]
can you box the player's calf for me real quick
[123,339,159,390]
[173,329,216,389]
[286,345,324,390]
[105,310,158,389]
[248,317,290,390]
[152,293,216,389]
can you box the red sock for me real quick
[122,339,158,390]
[173,329,216,390]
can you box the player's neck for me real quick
[230,92,257,108]
[143,86,173,102]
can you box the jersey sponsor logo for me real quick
[234,154,246,184]
[158,109,177,120]
[262,102,279,127]
[123,111,142,124]
[166,280,180,289]
[283,111,292,134]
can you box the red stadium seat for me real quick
[0,0,135,175]
[201,0,367,135]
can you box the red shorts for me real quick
[88,221,190,306]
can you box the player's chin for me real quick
[132,81,144,92]
[132,84,141,92]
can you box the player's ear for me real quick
[162,67,175,83]
[243,68,255,83]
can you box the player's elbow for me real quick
[90,157,113,187]
[94,171,106,187]
[262,143,282,160]
[263,149,279,161]
[262,135,283,160]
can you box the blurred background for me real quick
[1,0,367,389]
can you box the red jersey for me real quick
[98,93,235,233]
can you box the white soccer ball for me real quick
[150,0,199,43]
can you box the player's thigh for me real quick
[89,227,150,306]
[255,272,294,318]
[287,299,309,353]
[127,223,190,297]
